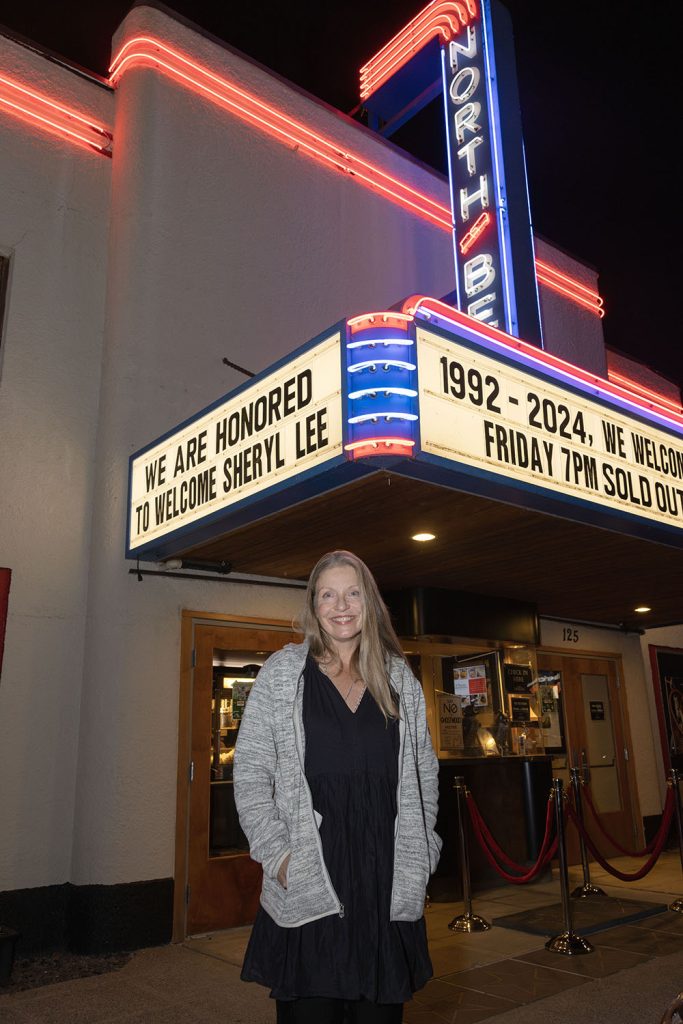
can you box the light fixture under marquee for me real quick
[634,606,652,614]
[412,532,436,541]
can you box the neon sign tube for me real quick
[0,72,112,156]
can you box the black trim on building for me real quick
[385,587,539,645]
[0,879,173,956]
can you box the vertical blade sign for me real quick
[443,3,514,334]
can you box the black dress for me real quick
[241,655,432,1003]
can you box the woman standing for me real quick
[234,550,442,1023]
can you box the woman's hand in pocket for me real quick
[277,854,290,890]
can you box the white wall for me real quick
[0,38,113,889]
[540,618,665,819]
[535,237,607,377]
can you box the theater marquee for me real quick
[416,326,683,532]
[127,306,683,561]
[127,330,343,556]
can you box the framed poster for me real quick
[649,646,683,772]
[436,690,464,753]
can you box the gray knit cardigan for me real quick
[233,641,442,927]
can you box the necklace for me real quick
[347,682,366,712]
[319,661,366,710]
[343,678,367,711]
[342,678,356,701]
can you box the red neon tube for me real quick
[0,72,112,155]
[348,311,414,333]
[402,294,683,427]
[459,211,491,255]
[109,37,603,317]
[360,1,477,100]
[535,259,602,304]
[607,371,683,415]
[109,37,451,230]
[535,269,604,318]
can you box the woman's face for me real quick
[315,564,364,651]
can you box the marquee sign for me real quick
[127,306,683,560]
[127,330,344,556]
[417,325,683,532]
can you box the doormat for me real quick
[492,896,667,936]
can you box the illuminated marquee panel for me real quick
[127,332,343,557]
[127,307,683,562]
[416,323,683,537]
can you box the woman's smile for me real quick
[315,565,364,648]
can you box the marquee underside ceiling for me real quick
[177,471,682,632]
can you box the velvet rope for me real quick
[467,790,554,871]
[565,793,674,882]
[581,783,672,857]
[466,790,557,884]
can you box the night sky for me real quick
[2,1,678,388]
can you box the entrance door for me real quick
[186,622,297,934]
[537,652,640,862]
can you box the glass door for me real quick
[186,623,297,935]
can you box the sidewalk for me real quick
[1,853,681,1023]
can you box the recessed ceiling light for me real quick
[634,606,651,613]
[412,532,436,542]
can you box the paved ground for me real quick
[1,854,681,1023]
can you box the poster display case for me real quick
[425,646,567,760]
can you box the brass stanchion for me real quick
[449,776,490,933]
[569,767,605,899]
[669,769,683,914]
[546,778,593,955]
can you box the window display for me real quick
[209,663,259,855]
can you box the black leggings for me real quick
[276,997,403,1023]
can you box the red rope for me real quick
[466,791,557,884]
[468,790,554,871]
[466,792,541,871]
[565,793,674,882]
[581,783,669,857]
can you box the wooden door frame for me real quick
[538,646,643,846]
[173,610,297,942]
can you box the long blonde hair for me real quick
[299,550,404,720]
